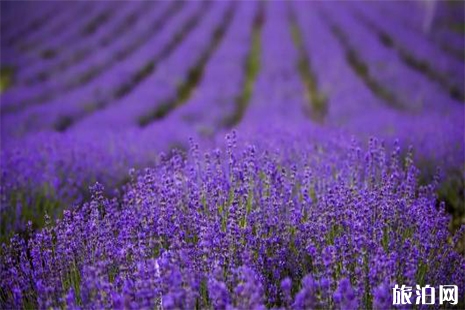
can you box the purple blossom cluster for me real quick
[1,132,464,308]
[1,1,464,308]
[0,131,160,236]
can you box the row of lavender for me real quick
[1,1,462,137]
[2,128,465,308]
[1,1,462,143]
[0,1,464,308]
[1,1,462,229]
[295,2,463,165]
[1,1,250,235]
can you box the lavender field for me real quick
[0,1,464,309]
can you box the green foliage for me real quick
[0,67,14,92]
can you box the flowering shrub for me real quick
[1,133,463,308]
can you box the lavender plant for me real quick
[1,132,463,308]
